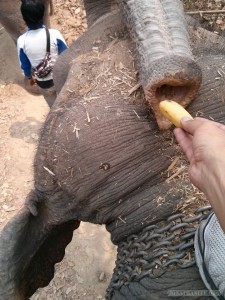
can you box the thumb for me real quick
[180,117,197,135]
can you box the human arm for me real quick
[18,48,32,79]
[17,38,36,86]
[55,31,68,55]
[57,38,67,54]
[174,117,225,231]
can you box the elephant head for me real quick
[0,0,225,299]
[57,0,202,130]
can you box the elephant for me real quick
[0,0,225,299]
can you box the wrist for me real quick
[204,163,225,231]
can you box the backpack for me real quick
[33,27,53,79]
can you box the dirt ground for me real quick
[0,0,225,299]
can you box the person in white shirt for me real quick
[17,0,68,107]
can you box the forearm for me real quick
[18,48,32,78]
[201,158,225,232]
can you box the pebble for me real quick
[98,272,105,282]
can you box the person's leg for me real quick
[195,213,225,299]
[40,85,57,107]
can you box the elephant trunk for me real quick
[119,0,202,130]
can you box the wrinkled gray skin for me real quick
[0,0,225,299]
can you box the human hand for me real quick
[174,117,225,230]
[28,76,37,86]
[23,76,40,95]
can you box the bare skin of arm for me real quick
[174,117,225,231]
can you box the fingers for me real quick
[213,120,225,132]
[173,128,194,162]
[180,117,203,135]
[29,78,37,86]
[181,117,225,135]
[195,117,225,131]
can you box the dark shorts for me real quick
[36,79,54,89]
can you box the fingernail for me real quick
[181,116,192,123]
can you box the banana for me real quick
[159,100,193,128]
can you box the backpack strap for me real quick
[45,27,50,53]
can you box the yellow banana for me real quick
[159,100,193,128]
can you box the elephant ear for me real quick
[0,191,80,299]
